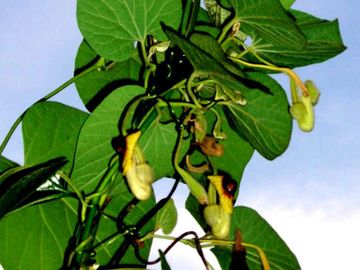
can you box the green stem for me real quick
[121,95,156,136]
[229,57,309,96]
[70,156,119,268]
[57,171,86,205]
[157,100,198,109]
[218,17,238,44]
[186,72,202,108]
[290,79,299,103]
[184,0,200,37]
[147,234,270,270]
[0,60,101,157]
[173,126,209,205]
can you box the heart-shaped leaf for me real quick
[252,9,346,68]
[74,41,142,111]
[22,101,88,174]
[223,72,292,160]
[139,121,179,181]
[77,0,182,61]
[0,198,78,270]
[223,0,306,51]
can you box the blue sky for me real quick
[1,0,359,269]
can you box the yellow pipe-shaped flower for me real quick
[121,131,154,200]
[207,175,236,214]
[122,131,142,174]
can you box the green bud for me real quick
[194,114,207,142]
[177,167,209,205]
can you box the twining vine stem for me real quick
[0,58,104,157]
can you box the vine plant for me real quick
[0,0,345,269]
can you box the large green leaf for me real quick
[0,198,78,270]
[0,156,19,174]
[223,72,292,160]
[77,0,182,61]
[71,85,145,192]
[212,206,300,270]
[252,9,346,68]
[22,101,88,174]
[224,0,305,51]
[139,121,179,181]
[74,41,142,111]
[0,157,67,220]
[189,32,244,77]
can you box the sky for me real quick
[1,0,359,269]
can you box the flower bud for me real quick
[177,166,209,205]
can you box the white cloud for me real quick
[252,204,360,270]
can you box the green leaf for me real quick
[212,206,300,270]
[22,101,88,174]
[280,0,295,10]
[92,177,156,265]
[139,121,179,181]
[74,41,142,111]
[252,9,346,68]
[0,156,19,174]
[160,250,172,270]
[223,72,292,160]
[190,32,244,77]
[0,198,78,270]
[156,198,177,234]
[0,157,67,220]
[224,0,305,51]
[10,190,71,214]
[77,0,182,61]
[71,85,145,192]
